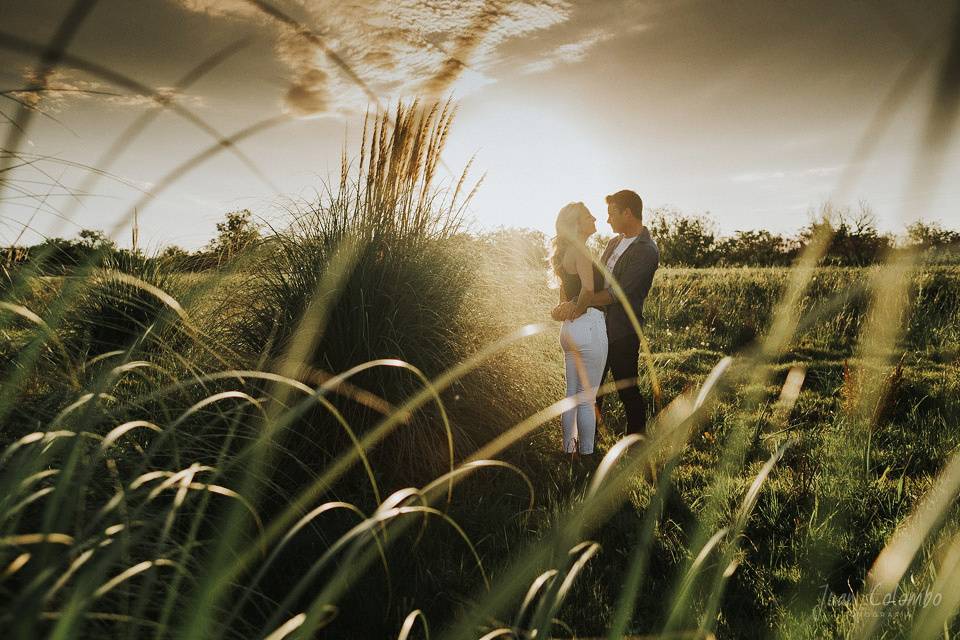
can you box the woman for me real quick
[551,202,607,459]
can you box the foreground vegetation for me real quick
[3,104,960,640]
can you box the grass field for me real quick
[4,241,960,638]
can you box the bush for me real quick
[478,227,548,272]
[648,207,719,267]
[718,230,796,266]
[906,219,960,263]
[799,202,893,266]
[206,209,261,265]
[226,102,484,492]
[63,256,187,360]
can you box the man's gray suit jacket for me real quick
[600,228,660,343]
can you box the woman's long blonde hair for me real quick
[550,201,589,279]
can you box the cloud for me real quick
[731,170,787,183]
[800,165,844,178]
[520,28,614,75]
[10,67,204,111]
[731,165,843,183]
[176,0,264,19]
[172,0,573,116]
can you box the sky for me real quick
[0,0,958,250]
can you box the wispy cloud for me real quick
[520,28,615,75]
[731,170,787,183]
[173,0,572,116]
[731,165,844,183]
[9,67,204,111]
[176,0,264,19]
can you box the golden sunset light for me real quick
[2,2,960,639]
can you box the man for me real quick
[552,189,659,434]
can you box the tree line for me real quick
[646,202,960,267]
[483,202,960,270]
[4,203,960,278]
[2,209,262,276]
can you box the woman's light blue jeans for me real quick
[559,307,608,454]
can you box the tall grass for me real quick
[0,102,553,638]
[3,103,960,636]
[3,3,960,637]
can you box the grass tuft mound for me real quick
[226,102,489,493]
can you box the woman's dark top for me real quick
[560,264,604,302]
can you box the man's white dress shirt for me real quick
[604,235,637,286]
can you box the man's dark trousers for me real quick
[596,227,659,435]
[600,333,646,434]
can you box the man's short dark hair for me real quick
[606,189,643,220]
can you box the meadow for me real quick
[3,104,960,640]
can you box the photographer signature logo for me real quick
[819,583,942,615]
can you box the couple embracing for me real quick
[550,189,659,461]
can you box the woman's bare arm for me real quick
[571,252,595,316]
[551,281,569,321]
